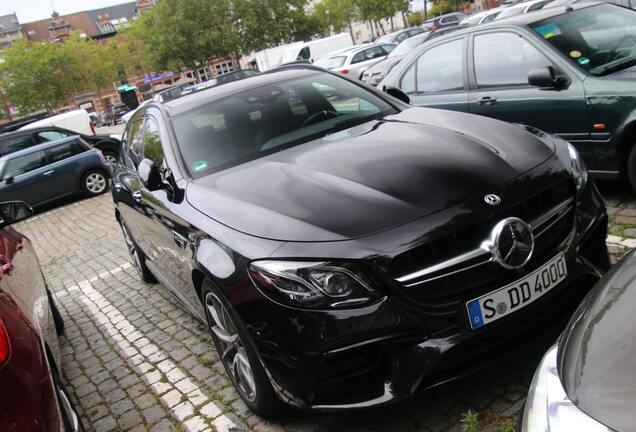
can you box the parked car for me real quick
[20,109,96,136]
[521,248,636,431]
[111,104,129,125]
[0,136,110,208]
[0,200,83,431]
[375,27,427,44]
[460,7,506,25]
[278,33,354,66]
[0,126,121,170]
[381,3,636,190]
[112,64,609,416]
[422,12,467,30]
[122,99,152,124]
[496,0,554,20]
[314,42,396,78]
[362,27,460,86]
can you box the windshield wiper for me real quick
[591,56,636,77]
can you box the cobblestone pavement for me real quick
[15,182,635,432]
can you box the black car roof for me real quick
[162,68,322,116]
[0,135,84,161]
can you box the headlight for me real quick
[521,344,609,432]
[567,143,588,192]
[248,260,381,308]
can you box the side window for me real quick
[382,44,396,54]
[474,33,551,88]
[406,39,464,94]
[1,135,35,156]
[37,130,72,142]
[124,119,144,169]
[298,46,311,60]
[401,63,417,94]
[395,33,408,43]
[351,51,365,64]
[4,151,47,178]
[142,118,165,167]
[47,140,87,163]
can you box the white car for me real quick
[20,109,95,136]
[460,7,506,25]
[314,43,396,79]
[496,0,554,19]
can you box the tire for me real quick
[201,279,282,417]
[102,151,118,172]
[47,289,65,335]
[81,169,108,196]
[119,221,156,283]
[627,144,636,193]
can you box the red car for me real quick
[0,201,83,431]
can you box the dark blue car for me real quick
[0,136,111,207]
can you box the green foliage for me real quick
[496,418,516,432]
[355,0,409,21]
[460,410,481,432]
[407,11,423,26]
[312,0,358,34]
[430,0,463,16]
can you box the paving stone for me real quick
[92,415,117,432]
[152,418,178,432]
[143,405,167,425]
[170,400,194,422]
[118,409,144,429]
[183,415,209,432]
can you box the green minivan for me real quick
[381,3,636,189]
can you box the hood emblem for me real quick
[489,218,534,270]
[484,194,501,206]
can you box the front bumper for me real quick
[239,182,608,410]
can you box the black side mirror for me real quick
[0,201,34,228]
[383,86,411,104]
[138,158,163,191]
[4,176,14,185]
[528,66,569,90]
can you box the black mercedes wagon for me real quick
[112,66,610,416]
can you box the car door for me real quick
[399,37,470,112]
[0,151,62,206]
[135,115,200,310]
[467,31,591,165]
[42,138,90,193]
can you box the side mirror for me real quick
[4,176,14,185]
[528,66,569,90]
[0,201,34,228]
[383,86,411,104]
[138,158,163,191]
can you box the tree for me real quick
[0,39,78,113]
[312,0,358,37]
[429,0,461,16]
[407,11,423,26]
[355,0,409,33]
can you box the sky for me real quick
[1,0,134,23]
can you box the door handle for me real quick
[43,170,55,176]
[132,191,142,202]
[478,96,497,106]
[113,182,123,192]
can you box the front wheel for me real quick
[202,280,281,417]
[627,144,636,193]
[82,170,108,196]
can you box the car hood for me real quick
[186,107,555,242]
[559,249,636,432]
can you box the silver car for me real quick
[314,43,396,79]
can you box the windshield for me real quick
[172,73,397,178]
[389,34,429,57]
[530,4,636,76]
[497,6,524,19]
[315,55,347,69]
[280,48,301,64]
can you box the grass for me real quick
[460,410,517,432]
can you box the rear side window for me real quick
[401,39,465,94]
[46,140,87,163]
[124,119,144,169]
[0,135,35,156]
[37,130,73,142]
[474,33,550,88]
[4,151,47,178]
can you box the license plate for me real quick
[466,253,568,330]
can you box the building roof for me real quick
[85,2,137,36]
[0,13,22,35]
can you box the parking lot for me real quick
[14,181,634,432]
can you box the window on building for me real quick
[215,62,235,76]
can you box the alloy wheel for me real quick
[104,154,118,171]
[205,292,257,403]
[85,172,107,194]
[121,224,143,277]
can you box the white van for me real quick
[279,33,354,65]
[20,109,96,136]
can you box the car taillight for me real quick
[0,318,10,368]
[431,24,440,30]
[340,69,349,75]
[90,121,96,135]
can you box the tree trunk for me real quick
[377,20,386,35]
[348,20,355,43]
[390,16,394,31]
[424,0,428,20]
[369,20,375,39]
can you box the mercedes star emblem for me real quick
[489,217,534,270]
[484,194,502,206]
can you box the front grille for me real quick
[389,179,575,324]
